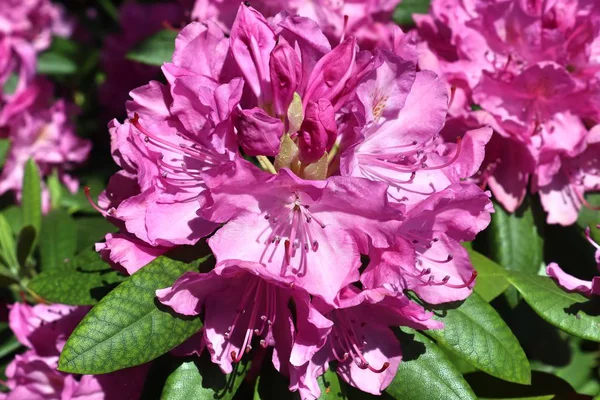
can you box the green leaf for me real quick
[161,355,249,400]
[39,209,77,271]
[427,292,530,384]
[60,178,106,214]
[126,30,177,66]
[507,271,600,342]
[28,248,126,305]
[0,335,22,359]
[2,74,18,96]
[47,170,62,210]
[58,255,206,374]
[317,369,348,400]
[75,217,117,251]
[0,214,18,276]
[385,328,476,400]
[22,159,42,236]
[393,0,431,25]
[37,52,77,75]
[2,206,23,235]
[487,198,544,306]
[468,248,511,302]
[578,193,600,243]
[0,139,10,167]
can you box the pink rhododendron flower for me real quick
[0,79,91,210]
[0,0,73,103]
[415,0,600,224]
[547,225,600,297]
[1,303,148,400]
[189,0,400,49]
[97,4,494,396]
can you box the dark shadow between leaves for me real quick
[564,296,600,317]
[392,328,426,362]
[465,371,590,399]
[88,281,121,302]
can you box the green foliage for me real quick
[75,217,117,251]
[58,255,206,374]
[427,292,531,384]
[578,193,600,243]
[161,355,250,400]
[0,139,10,167]
[486,199,544,306]
[385,329,476,400]
[468,248,511,302]
[37,52,77,75]
[507,271,600,342]
[21,159,42,237]
[28,248,126,305]
[39,209,77,271]
[393,0,431,25]
[126,30,178,66]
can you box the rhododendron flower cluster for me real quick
[547,225,600,296]
[94,4,494,397]
[416,0,600,225]
[0,0,89,209]
[190,0,402,49]
[0,302,147,399]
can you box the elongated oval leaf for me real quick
[22,159,42,236]
[385,329,476,400]
[58,256,206,373]
[39,209,77,271]
[126,30,177,66]
[487,198,544,306]
[507,271,600,342]
[468,249,511,302]
[0,214,18,275]
[161,355,249,400]
[28,248,126,305]
[0,139,10,167]
[37,52,77,75]
[427,292,530,384]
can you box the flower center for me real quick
[329,310,390,373]
[259,193,325,275]
[220,278,278,363]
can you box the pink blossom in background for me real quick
[96,4,494,397]
[0,78,91,211]
[99,2,185,116]
[415,0,600,224]
[1,303,148,400]
[189,0,401,50]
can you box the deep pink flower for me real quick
[0,79,91,210]
[2,303,148,400]
[157,261,331,375]
[547,225,600,297]
[415,0,600,223]
[289,286,442,398]
[99,6,493,396]
[190,0,399,50]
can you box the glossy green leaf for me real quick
[39,209,77,271]
[60,178,106,214]
[28,248,126,305]
[58,255,206,374]
[75,217,117,251]
[487,199,544,306]
[385,329,476,400]
[507,271,600,342]
[47,171,62,210]
[0,139,10,167]
[126,30,177,66]
[427,292,530,384]
[37,52,77,75]
[578,193,600,243]
[0,214,18,275]
[22,159,42,236]
[468,249,511,302]
[161,355,249,400]
[2,207,22,236]
[318,369,348,400]
[393,0,430,25]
